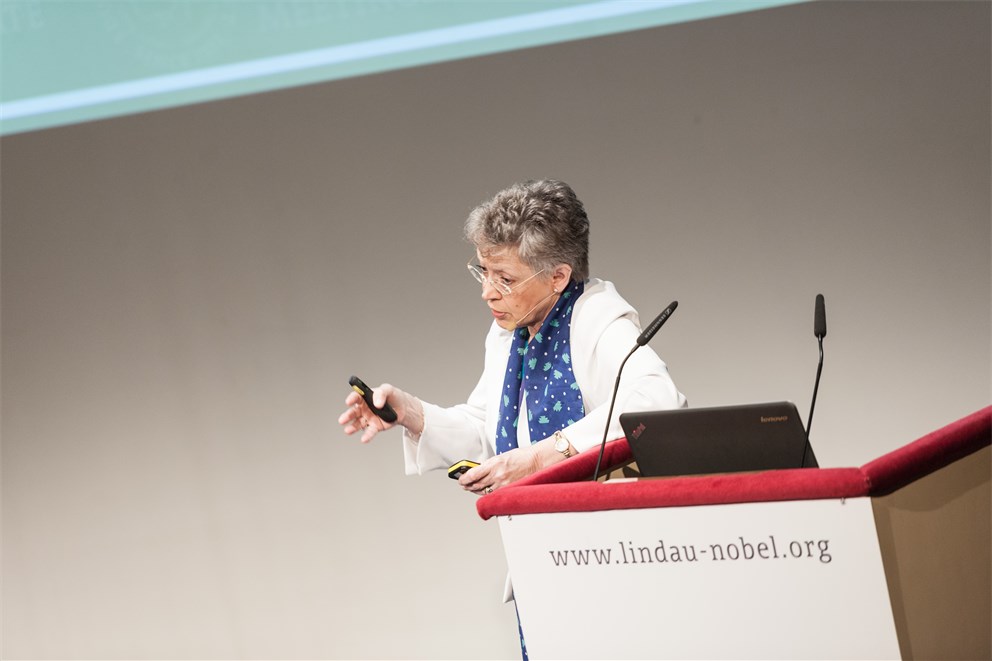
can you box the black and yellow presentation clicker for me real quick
[447,460,479,480]
[348,375,398,423]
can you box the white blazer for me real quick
[403,279,687,474]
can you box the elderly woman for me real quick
[339,179,686,493]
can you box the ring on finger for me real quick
[484,486,494,494]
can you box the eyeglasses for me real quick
[467,260,545,296]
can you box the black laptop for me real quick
[619,402,818,478]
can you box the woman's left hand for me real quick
[458,446,540,495]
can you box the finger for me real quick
[342,416,364,436]
[338,403,364,429]
[359,416,384,443]
[371,383,392,409]
[338,403,363,426]
[342,401,371,425]
[458,463,489,488]
[463,478,493,494]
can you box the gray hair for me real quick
[464,179,590,281]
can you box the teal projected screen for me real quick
[1,0,803,135]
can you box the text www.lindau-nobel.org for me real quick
[548,535,833,567]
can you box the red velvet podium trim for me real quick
[476,406,991,520]
[861,406,991,496]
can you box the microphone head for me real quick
[637,301,678,346]
[814,294,826,338]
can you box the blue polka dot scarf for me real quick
[496,279,586,454]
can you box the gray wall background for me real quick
[3,2,989,658]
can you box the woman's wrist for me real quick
[399,393,425,437]
[535,435,573,468]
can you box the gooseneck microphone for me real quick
[814,293,827,340]
[591,301,678,481]
[802,294,826,468]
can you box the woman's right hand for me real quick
[338,382,424,443]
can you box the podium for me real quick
[477,407,991,660]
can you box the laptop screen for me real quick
[619,402,818,478]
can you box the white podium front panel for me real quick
[498,497,899,660]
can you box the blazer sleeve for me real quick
[401,323,509,474]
